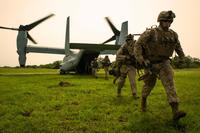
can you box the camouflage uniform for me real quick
[134,10,186,121]
[102,55,111,80]
[109,61,121,84]
[91,58,98,78]
[116,34,138,98]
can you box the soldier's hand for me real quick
[143,59,150,68]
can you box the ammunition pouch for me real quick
[109,69,119,77]
[116,55,126,62]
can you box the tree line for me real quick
[36,56,200,69]
[171,55,200,68]
[25,61,62,69]
[2,55,200,69]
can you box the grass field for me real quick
[0,68,200,133]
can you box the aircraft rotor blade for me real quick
[27,32,37,44]
[102,36,116,44]
[0,26,19,31]
[105,17,120,36]
[24,14,54,31]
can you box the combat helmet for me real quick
[157,10,176,22]
[126,34,133,41]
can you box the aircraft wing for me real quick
[26,43,121,55]
[27,45,65,54]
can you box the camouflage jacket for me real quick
[91,60,98,68]
[116,40,136,65]
[102,57,111,67]
[134,26,185,63]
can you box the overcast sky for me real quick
[0,0,199,66]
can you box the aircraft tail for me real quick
[103,17,128,45]
[65,16,70,55]
[116,21,128,45]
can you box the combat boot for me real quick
[117,89,121,97]
[170,102,186,121]
[113,78,117,84]
[117,79,124,97]
[141,97,147,112]
[117,85,122,97]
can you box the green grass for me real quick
[0,68,200,133]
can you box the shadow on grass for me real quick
[128,112,187,133]
[112,96,139,106]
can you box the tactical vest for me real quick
[143,28,177,60]
[121,43,136,65]
[91,61,98,68]
[102,58,110,67]
[122,42,135,57]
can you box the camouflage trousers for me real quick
[142,60,179,103]
[104,66,109,79]
[92,68,98,78]
[118,64,137,95]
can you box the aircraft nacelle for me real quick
[17,30,28,67]
[0,14,54,67]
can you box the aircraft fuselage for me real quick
[60,50,99,74]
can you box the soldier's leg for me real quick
[113,69,120,84]
[113,66,121,84]
[117,65,127,97]
[159,61,186,121]
[94,68,98,78]
[104,67,109,80]
[141,70,157,112]
[92,68,95,77]
[113,75,119,84]
[127,66,138,98]
[117,76,126,97]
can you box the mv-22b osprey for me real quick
[0,14,133,74]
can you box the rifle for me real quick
[137,61,161,81]
[138,70,151,81]
[137,62,154,81]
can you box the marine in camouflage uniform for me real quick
[90,58,98,78]
[116,34,138,98]
[134,10,186,121]
[102,55,111,80]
